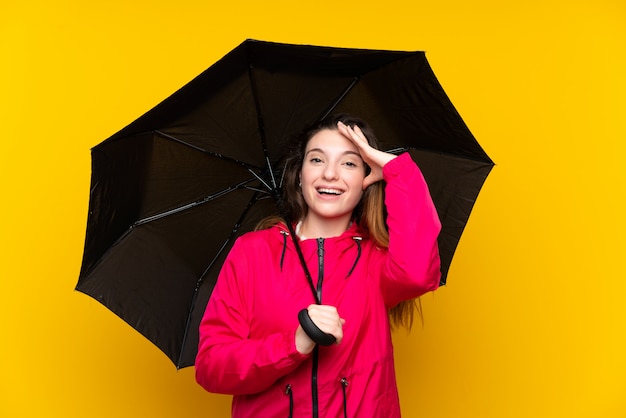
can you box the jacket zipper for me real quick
[311,237,325,418]
[285,384,293,418]
[316,237,324,302]
[341,377,349,418]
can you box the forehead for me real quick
[306,129,360,154]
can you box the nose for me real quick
[322,162,339,180]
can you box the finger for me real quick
[307,305,344,343]
[351,125,367,143]
[336,121,349,138]
[307,304,340,323]
[307,318,343,344]
[362,175,377,190]
[337,122,365,146]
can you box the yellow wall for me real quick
[1,1,624,417]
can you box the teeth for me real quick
[318,188,343,195]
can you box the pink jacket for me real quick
[195,153,441,417]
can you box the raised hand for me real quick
[337,121,396,189]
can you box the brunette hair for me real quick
[260,113,419,329]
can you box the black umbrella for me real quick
[76,39,493,369]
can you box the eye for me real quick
[343,160,359,168]
[309,157,323,163]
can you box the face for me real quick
[299,128,366,225]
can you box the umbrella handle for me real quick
[298,308,337,346]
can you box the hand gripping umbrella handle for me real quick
[298,308,337,346]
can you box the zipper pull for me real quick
[285,384,294,418]
[341,378,349,418]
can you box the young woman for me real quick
[195,114,442,417]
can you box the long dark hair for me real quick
[260,113,419,329]
[279,114,381,237]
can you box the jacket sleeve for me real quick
[378,152,442,307]
[195,237,309,395]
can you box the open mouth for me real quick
[317,187,344,196]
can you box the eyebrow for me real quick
[305,148,363,159]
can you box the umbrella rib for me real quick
[198,190,261,285]
[134,177,264,226]
[155,130,264,172]
[244,48,325,304]
[392,145,494,165]
[178,189,265,367]
[246,59,274,187]
[319,77,359,121]
[247,164,273,192]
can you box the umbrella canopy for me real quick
[77,39,493,369]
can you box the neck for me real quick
[298,215,352,240]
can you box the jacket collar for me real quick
[273,220,365,243]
